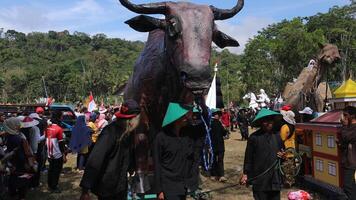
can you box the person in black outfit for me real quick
[240,108,285,200]
[154,103,194,200]
[180,107,206,194]
[79,100,141,200]
[237,109,250,141]
[210,108,228,182]
[339,106,356,200]
[3,117,33,200]
[230,110,237,132]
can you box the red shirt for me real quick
[45,124,64,159]
[221,112,230,127]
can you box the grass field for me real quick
[22,129,322,200]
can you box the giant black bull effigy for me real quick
[119,0,244,193]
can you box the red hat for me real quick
[114,99,141,119]
[281,105,292,111]
[21,116,39,128]
[36,107,44,114]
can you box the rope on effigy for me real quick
[188,160,280,200]
[190,148,303,200]
[201,109,214,171]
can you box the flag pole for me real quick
[42,76,48,98]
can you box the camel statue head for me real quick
[317,43,341,65]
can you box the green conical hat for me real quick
[193,107,200,113]
[162,103,190,127]
[211,108,221,114]
[252,108,281,127]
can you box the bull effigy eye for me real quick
[167,17,182,38]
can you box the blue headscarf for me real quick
[69,115,92,153]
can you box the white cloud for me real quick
[0,0,130,33]
[216,16,274,54]
[47,0,104,21]
[0,6,49,32]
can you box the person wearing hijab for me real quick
[69,116,92,171]
[241,108,285,200]
[3,117,33,199]
[280,109,297,187]
[87,113,99,151]
[80,99,141,200]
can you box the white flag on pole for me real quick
[206,64,218,109]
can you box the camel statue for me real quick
[282,43,341,112]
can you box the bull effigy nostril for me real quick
[180,71,188,80]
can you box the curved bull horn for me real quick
[119,0,167,15]
[210,0,244,20]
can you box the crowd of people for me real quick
[0,103,121,199]
[0,100,355,200]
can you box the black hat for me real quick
[115,99,141,119]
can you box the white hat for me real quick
[3,117,21,135]
[21,116,39,128]
[299,107,313,115]
[99,107,107,114]
[17,116,25,121]
[281,110,296,125]
[29,113,42,120]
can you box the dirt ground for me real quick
[23,129,321,200]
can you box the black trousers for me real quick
[31,146,44,187]
[211,152,224,177]
[48,157,63,190]
[165,194,187,200]
[239,125,249,140]
[252,190,280,200]
[8,174,30,199]
[343,168,356,200]
[98,190,127,200]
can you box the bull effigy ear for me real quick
[213,29,239,48]
[125,15,166,32]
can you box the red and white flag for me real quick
[87,92,97,112]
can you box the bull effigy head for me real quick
[119,0,243,93]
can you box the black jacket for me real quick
[243,129,283,191]
[340,124,356,169]
[211,119,227,153]
[181,123,206,191]
[80,122,134,197]
[154,130,194,195]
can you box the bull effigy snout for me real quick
[180,66,211,92]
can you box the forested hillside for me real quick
[0,30,144,102]
[0,4,354,104]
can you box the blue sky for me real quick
[0,0,350,54]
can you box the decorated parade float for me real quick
[295,78,356,199]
